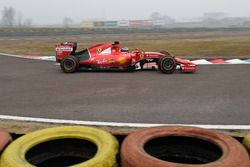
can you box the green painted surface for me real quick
[43,56,56,61]
[243,59,250,63]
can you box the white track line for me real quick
[0,53,55,61]
[0,52,23,58]
[0,115,250,130]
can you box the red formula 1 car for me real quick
[56,41,197,74]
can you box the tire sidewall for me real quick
[121,126,250,167]
[0,126,119,167]
[243,135,250,152]
[158,56,176,74]
[61,56,79,73]
[0,128,12,152]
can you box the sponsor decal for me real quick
[96,59,108,64]
[146,58,154,62]
[97,60,102,64]
[103,59,108,63]
[118,57,127,64]
[109,58,115,64]
[148,54,160,58]
[56,47,73,51]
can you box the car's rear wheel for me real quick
[56,58,61,63]
[158,56,176,74]
[61,56,79,73]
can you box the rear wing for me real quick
[55,42,77,62]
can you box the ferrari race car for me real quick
[56,41,197,74]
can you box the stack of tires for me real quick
[0,126,250,167]
[0,128,12,154]
[243,135,250,157]
[121,126,250,167]
[0,126,119,167]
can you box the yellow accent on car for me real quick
[118,57,127,64]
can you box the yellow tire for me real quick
[0,126,119,167]
[243,135,250,152]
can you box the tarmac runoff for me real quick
[1,53,250,133]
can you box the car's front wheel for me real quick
[158,56,176,74]
[60,56,79,73]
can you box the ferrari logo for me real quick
[140,53,144,59]
[97,48,102,54]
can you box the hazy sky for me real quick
[0,0,250,25]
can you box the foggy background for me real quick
[0,0,250,27]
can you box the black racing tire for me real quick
[158,56,176,74]
[60,56,79,73]
[126,65,136,72]
[56,58,61,63]
[0,126,119,167]
[121,126,250,167]
[0,128,12,153]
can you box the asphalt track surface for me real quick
[0,55,250,125]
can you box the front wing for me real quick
[138,58,197,73]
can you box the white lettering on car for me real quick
[56,47,73,51]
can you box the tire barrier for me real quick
[0,128,12,154]
[0,126,119,167]
[243,135,250,152]
[121,126,250,167]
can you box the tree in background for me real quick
[23,18,32,27]
[63,17,73,28]
[17,12,23,27]
[1,7,16,27]
[0,7,33,27]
